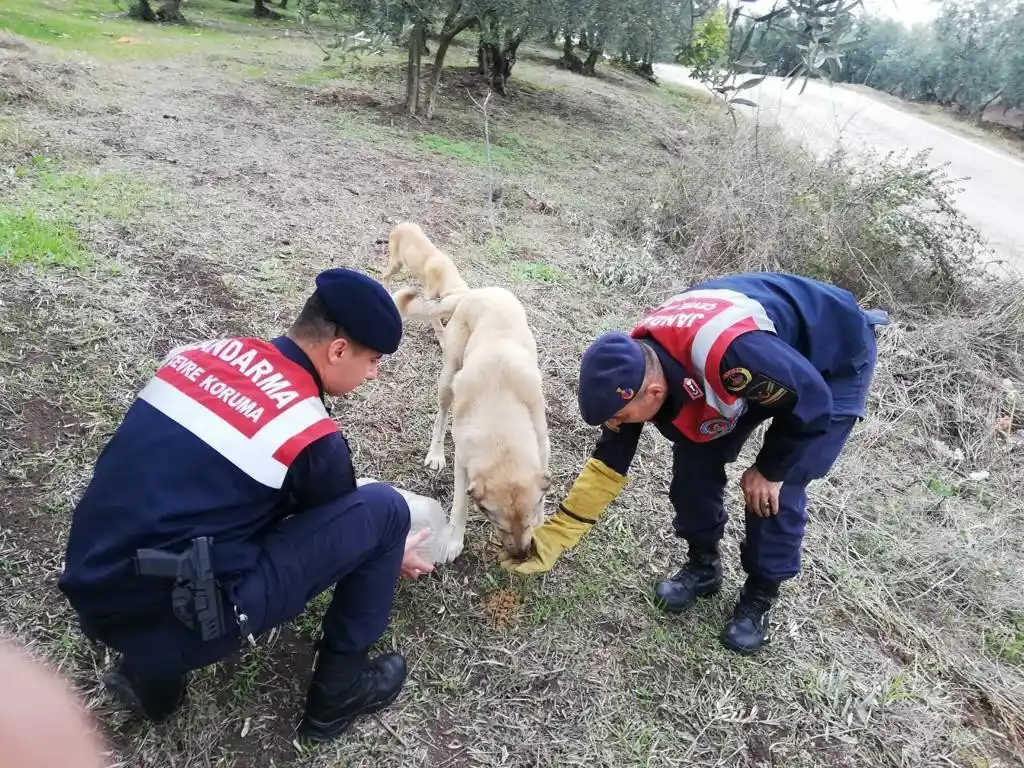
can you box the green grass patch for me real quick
[232,62,270,78]
[11,155,172,223]
[0,0,290,61]
[478,233,518,261]
[509,259,565,284]
[416,134,523,170]
[985,612,1024,666]
[0,207,89,268]
[653,81,711,112]
[294,67,347,85]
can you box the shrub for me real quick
[618,123,996,311]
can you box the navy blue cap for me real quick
[314,267,403,354]
[577,332,646,426]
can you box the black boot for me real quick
[653,543,723,614]
[298,644,407,744]
[720,578,778,655]
[101,665,187,722]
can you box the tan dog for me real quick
[379,222,468,344]
[394,286,551,562]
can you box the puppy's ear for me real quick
[538,472,552,493]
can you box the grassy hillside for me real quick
[2,2,1023,766]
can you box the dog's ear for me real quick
[538,472,552,493]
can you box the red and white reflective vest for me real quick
[137,337,338,489]
[631,288,777,442]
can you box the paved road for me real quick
[654,64,1024,275]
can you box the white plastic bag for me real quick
[356,477,450,564]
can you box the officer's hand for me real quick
[740,466,782,517]
[401,529,435,580]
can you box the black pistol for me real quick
[135,536,227,642]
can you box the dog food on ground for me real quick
[483,588,519,629]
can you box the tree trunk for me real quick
[581,25,606,76]
[253,0,280,18]
[562,32,583,72]
[131,0,157,22]
[639,51,655,81]
[505,32,525,72]
[406,21,425,115]
[424,14,478,119]
[477,13,526,95]
[478,39,502,90]
[974,89,1003,125]
[156,0,185,22]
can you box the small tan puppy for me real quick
[394,286,551,562]
[379,222,468,344]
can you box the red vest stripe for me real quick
[702,314,762,406]
[273,418,341,467]
[631,289,776,442]
[139,337,337,488]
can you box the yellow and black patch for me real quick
[722,367,753,394]
[746,376,796,408]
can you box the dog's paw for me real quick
[424,450,446,471]
[442,531,465,563]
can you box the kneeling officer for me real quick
[504,272,888,655]
[58,268,433,742]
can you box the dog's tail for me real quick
[392,287,468,324]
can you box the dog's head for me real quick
[468,469,551,559]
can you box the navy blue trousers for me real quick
[669,416,858,583]
[97,483,410,679]
[669,318,879,583]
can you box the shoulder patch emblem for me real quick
[699,417,733,437]
[722,367,752,394]
[746,376,795,407]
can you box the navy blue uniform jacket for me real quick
[596,272,876,483]
[58,337,354,622]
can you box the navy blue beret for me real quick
[314,267,403,354]
[577,332,646,426]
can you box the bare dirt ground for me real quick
[2,4,1024,767]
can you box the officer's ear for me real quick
[644,379,666,401]
[327,337,351,363]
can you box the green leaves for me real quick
[681,0,861,117]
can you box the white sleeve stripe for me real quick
[669,288,752,304]
[251,397,331,455]
[689,297,775,418]
[138,377,289,489]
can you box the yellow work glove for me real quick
[501,458,628,575]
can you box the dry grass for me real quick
[617,121,1002,310]
[1,3,1023,767]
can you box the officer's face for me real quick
[324,339,382,395]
